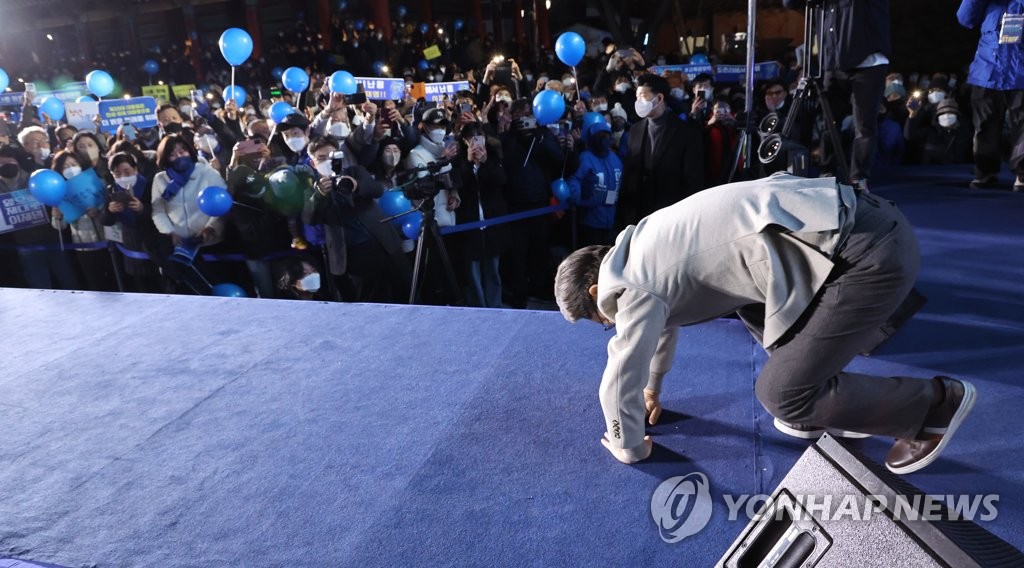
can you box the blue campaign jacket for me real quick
[958,0,1024,90]
[568,150,623,230]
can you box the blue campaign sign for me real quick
[423,81,471,102]
[355,77,407,101]
[97,96,158,134]
[0,189,48,234]
[0,88,83,108]
[60,168,105,223]
[648,62,780,83]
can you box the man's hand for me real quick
[446,190,461,211]
[601,435,653,464]
[644,389,662,425]
[316,176,333,195]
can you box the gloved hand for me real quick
[600,434,652,464]
[644,389,662,425]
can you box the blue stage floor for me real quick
[1,165,1022,566]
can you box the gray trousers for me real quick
[749,193,933,439]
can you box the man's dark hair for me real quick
[155,134,197,170]
[636,74,670,99]
[692,73,715,87]
[108,151,138,172]
[308,136,339,155]
[554,245,612,323]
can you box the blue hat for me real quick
[584,120,611,142]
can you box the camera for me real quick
[397,158,460,202]
[328,150,357,193]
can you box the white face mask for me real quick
[298,272,321,292]
[329,121,351,139]
[496,95,512,103]
[927,91,946,104]
[427,128,447,144]
[382,152,401,167]
[614,82,630,93]
[772,98,785,111]
[315,160,333,178]
[115,175,137,190]
[285,135,308,153]
[593,102,608,112]
[937,113,958,128]
[180,105,192,115]
[62,166,82,180]
[38,147,51,161]
[670,88,685,100]
[635,97,657,119]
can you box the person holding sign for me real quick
[50,150,115,292]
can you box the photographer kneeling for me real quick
[306,137,411,303]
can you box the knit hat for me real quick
[609,102,628,121]
[884,83,907,100]
[936,98,960,116]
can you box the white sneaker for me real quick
[773,418,871,440]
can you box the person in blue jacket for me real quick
[957,0,1024,191]
[568,121,624,247]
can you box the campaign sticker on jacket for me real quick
[98,97,158,134]
[0,189,48,234]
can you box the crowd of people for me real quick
[1,1,1020,307]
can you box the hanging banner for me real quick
[0,88,83,107]
[354,77,407,101]
[421,81,471,102]
[648,61,781,83]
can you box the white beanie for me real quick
[609,102,628,121]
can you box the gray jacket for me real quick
[596,173,857,454]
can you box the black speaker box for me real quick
[717,434,1024,568]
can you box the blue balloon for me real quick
[401,211,422,239]
[551,178,572,204]
[582,111,605,129]
[454,19,464,31]
[28,169,68,207]
[372,61,385,75]
[329,70,357,95]
[355,19,366,31]
[219,28,254,67]
[397,5,407,18]
[224,85,246,106]
[212,283,247,298]
[143,59,160,75]
[379,190,412,217]
[0,68,8,93]
[75,95,95,103]
[269,101,298,123]
[417,59,429,71]
[419,23,429,35]
[271,67,284,80]
[532,90,565,126]
[281,66,309,93]
[86,70,114,98]
[39,96,65,120]
[338,0,347,10]
[197,186,233,217]
[555,32,586,67]
[691,53,709,65]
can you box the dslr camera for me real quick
[327,150,357,194]
[398,158,461,202]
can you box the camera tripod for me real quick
[390,195,464,306]
[754,2,850,185]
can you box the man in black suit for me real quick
[784,0,891,191]
[618,74,705,228]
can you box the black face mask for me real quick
[163,122,183,135]
[0,163,20,179]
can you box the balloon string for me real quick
[573,66,581,102]
[231,66,236,97]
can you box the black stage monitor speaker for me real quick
[717,435,1024,568]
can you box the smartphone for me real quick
[25,82,36,94]
[459,102,473,115]
[122,123,137,141]
[236,138,264,155]
[190,89,203,103]
[343,92,368,105]
[558,121,570,136]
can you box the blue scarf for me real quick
[162,161,195,201]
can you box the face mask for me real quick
[918,79,931,90]
[297,272,321,293]
[199,135,219,153]
[525,74,534,82]
[612,119,625,132]
[937,113,958,128]
[170,156,193,173]
[382,152,401,167]
[593,103,608,112]
[426,75,436,82]
[180,105,192,115]
[85,147,100,163]
[927,91,946,105]
[427,128,446,144]
[315,160,333,177]
[773,98,785,110]
[285,135,308,153]
[670,88,685,100]
[614,82,630,93]
[62,166,82,180]
[635,97,657,119]
[589,135,612,156]
[539,76,549,85]
[0,163,20,179]
[115,175,137,190]
[329,121,351,139]
[38,147,51,161]
[496,95,512,103]
[948,79,958,89]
